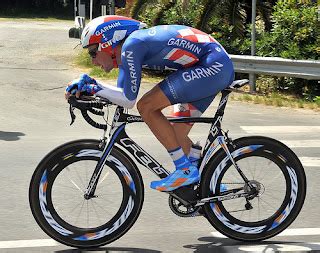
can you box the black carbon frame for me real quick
[85,89,232,197]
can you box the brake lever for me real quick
[69,104,76,125]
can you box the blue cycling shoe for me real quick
[150,165,199,192]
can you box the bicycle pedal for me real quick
[172,185,198,203]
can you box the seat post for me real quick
[216,89,232,117]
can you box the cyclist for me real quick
[65,15,234,192]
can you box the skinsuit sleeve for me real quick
[96,37,148,109]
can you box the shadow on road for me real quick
[0,131,25,141]
[184,236,320,252]
[55,247,161,253]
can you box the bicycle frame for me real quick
[84,88,246,199]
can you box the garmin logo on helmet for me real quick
[100,30,127,49]
[95,21,122,36]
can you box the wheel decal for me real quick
[74,196,135,241]
[209,144,299,235]
[209,145,268,234]
[268,166,298,230]
[39,170,73,236]
[38,149,137,240]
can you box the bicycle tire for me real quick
[200,136,306,241]
[29,139,144,248]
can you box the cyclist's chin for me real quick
[102,65,112,72]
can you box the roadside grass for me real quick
[232,92,320,111]
[75,49,320,111]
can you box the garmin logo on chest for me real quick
[168,38,201,54]
[182,62,224,82]
[126,51,138,93]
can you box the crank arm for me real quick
[195,192,249,207]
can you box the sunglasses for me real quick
[88,46,99,58]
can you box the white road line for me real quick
[241,126,320,134]
[280,140,320,148]
[238,243,320,252]
[211,228,320,239]
[0,239,59,249]
[300,157,320,167]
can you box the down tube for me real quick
[115,130,170,179]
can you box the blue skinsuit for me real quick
[118,25,234,113]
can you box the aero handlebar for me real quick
[68,96,111,130]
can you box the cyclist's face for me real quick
[88,45,114,72]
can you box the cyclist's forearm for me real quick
[95,83,136,109]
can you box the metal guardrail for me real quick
[230,55,320,80]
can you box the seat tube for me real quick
[202,89,231,155]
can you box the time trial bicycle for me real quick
[29,79,306,248]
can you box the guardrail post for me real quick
[250,0,257,93]
[108,0,115,14]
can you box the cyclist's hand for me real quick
[65,74,98,99]
[79,83,103,96]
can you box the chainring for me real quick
[168,195,201,217]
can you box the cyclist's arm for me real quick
[96,38,148,109]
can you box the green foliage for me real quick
[162,0,202,26]
[254,1,319,97]
[314,96,320,106]
[138,0,202,27]
[256,1,319,60]
[131,0,153,19]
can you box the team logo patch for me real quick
[164,48,199,67]
[177,28,216,43]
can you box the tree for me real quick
[131,0,153,19]
[197,0,275,39]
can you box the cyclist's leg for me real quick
[171,97,214,154]
[171,103,201,154]
[141,52,234,191]
[168,52,234,159]
[138,86,200,192]
[137,85,180,151]
[171,96,215,165]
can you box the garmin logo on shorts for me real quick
[182,62,224,82]
[126,51,138,93]
[95,22,121,36]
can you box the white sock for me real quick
[188,143,202,166]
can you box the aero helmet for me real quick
[81,15,147,54]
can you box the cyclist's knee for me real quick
[137,97,156,116]
[137,91,170,116]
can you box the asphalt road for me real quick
[0,19,319,253]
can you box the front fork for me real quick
[83,124,126,199]
[84,137,110,199]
